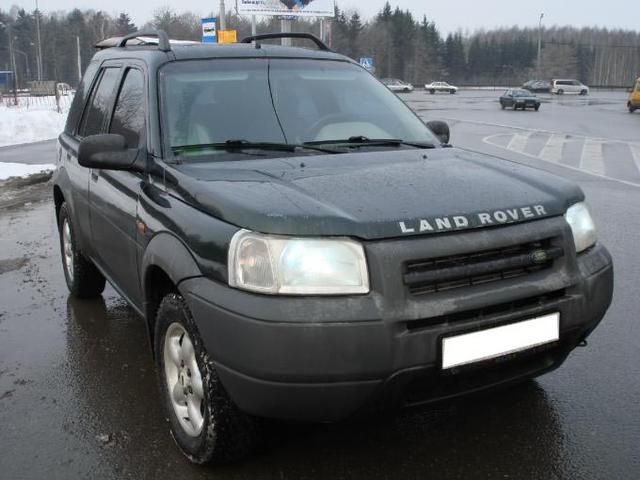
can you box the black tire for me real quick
[580,89,588,96]
[535,105,540,111]
[155,293,259,464]
[629,103,635,113]
[449,89,456,94]
[557,89,564,95]
[58,202,106,298]
[430,89,435,94]
[501,103,506,110]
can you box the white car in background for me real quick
[425,81,458,94]
[381,78,414,93]
[551,79,589,95]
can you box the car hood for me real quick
[168,147,583,240]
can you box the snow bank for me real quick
[0,162,56,181]
[0,106,67,147]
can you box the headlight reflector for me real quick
[564,202,597,253]
[228,230,369,295]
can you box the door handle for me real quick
[91,170,99,182]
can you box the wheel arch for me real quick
[141,232,203,351]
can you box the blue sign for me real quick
[202,17,217,43]
[359,57,374,71]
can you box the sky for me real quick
[5,0,638,35]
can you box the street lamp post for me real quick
[35,0,43,81]
[537,13,544,79]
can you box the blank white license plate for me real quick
[442,313,560,370]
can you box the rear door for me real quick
[62,64,119,257]
[89,65,148,308]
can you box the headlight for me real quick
[564,202,597,253]
[228,230,370,295]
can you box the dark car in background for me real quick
[523,80,551,93]
[500,88,541,111]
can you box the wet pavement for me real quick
[1,91,639,479]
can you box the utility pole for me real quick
[76,36,82,84]
[35,0,43,81]
[251,15,257,36]
[6,24,19,104]
[219,0,226,31]
[537,13,544,79]
[280,18,292,46]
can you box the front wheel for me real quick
[557,89,564,95]
[155,293,259,464]
[580,89,588,96]
[629,103,636,113]
[58,202,106,298]
[430,89,435,94]
[449,89,456,94]
[501,103,506,110]
[535,105,540,111]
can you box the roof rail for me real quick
[118,30,171,52]
[240,33,331,52]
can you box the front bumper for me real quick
[180,219,613,422]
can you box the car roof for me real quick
[92,40,353,69]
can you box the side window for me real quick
[65,62,99,135]
[110,69,146,148]
[78,67,120,138]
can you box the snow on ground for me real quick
[0,96,70,147]
[0,162,56,181]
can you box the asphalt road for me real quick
[0,139,57,165]
[0,91,639,479]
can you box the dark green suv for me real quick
[53,30,613,464]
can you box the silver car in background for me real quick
[381,78,414,93]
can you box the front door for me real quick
[89,66,147,309]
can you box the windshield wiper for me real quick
[172,140,341,155]
[305,136,436,149]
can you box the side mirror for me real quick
[427,120,451,145]
[78,134,140,171]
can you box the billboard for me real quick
[237,0,335,17]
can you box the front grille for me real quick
[404,238,563,296]
[405,289,566,331]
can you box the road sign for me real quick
[359,57,374,71]
[202,18,217,43]
[237,0,335,17]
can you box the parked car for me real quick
[54,30,613,464]
[500,89,542,111]
[551,79,589,95]
[628,77,640,113]
[425,81,458,94]
[381,78,414,93]
[522,80,551,93]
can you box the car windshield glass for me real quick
[513,90,531,97]
[160,58,438,159]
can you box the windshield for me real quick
[160,58,438,157]
[513,90,532,97]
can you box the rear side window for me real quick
[79,67,120,137]
[64,62,98,135]
[110,69,146,148]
